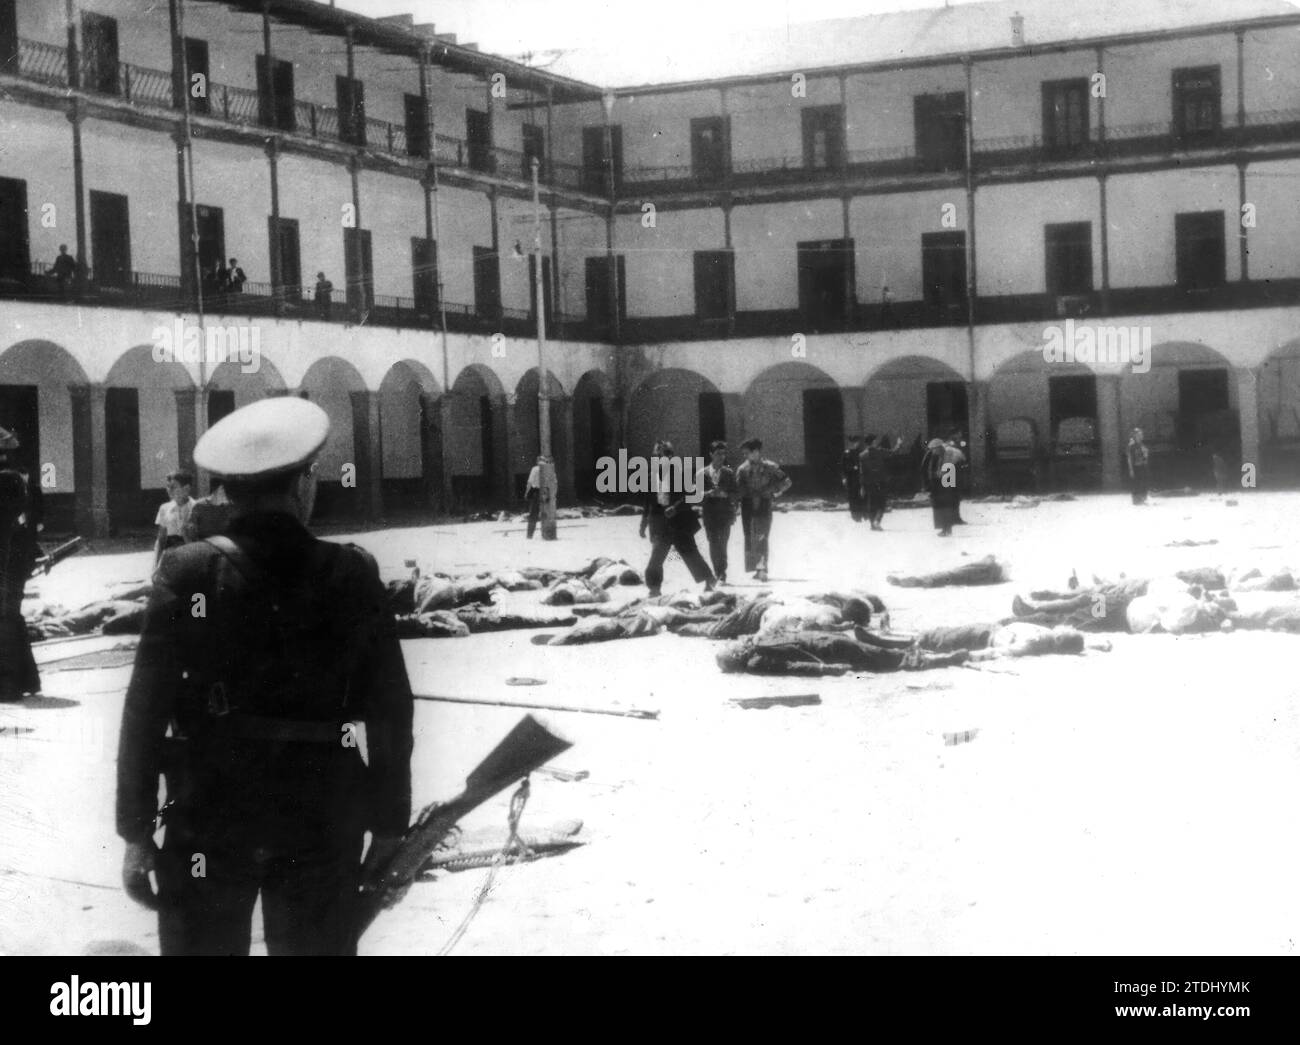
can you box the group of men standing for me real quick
[842,433,968,537]
[640,437,791,594]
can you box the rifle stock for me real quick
[358,713,572,934]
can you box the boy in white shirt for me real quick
[154,470,195,566]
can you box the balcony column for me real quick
[1096,374,1124,491]
[723,201,735,336]
[550,394,575,505]
[1236,30,1246,129]
[67,101,87,291]
[418,391,445,515]
[347,153,363,318]
[1236,367,1261,487]
[487,185,501,326]
[602,91,621,347]
[548,201,561,332]
[1237,162,1250,283]
[349,389,384,522]
[841,194,853,328]
[966,378,989,492]
[70,384,110,538]
[484,73,496,172]
[1098,172,1111,315]
[266,139,284,315]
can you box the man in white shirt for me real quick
[524,456,544,538]
[154,470,196,566]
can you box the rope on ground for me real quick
[434,777,533,957]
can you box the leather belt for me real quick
[220,715,345,744]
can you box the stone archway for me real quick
[447,363,509,510]
[380,360,442,516]
[299,356,372,520]
[743,361,842,493]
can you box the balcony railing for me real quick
[16,37,68,86]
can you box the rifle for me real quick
[31,536,84,577]
[358,713,572,934]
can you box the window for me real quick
[698,392,726,452]
[404,94,428,158]
[473,246,500,318]
[582,125,623,194]
[1173,66,1221,142]
[585,255,626,328]
[257,55,295,131]
[412,237,438,317]
[466,109,493,173]
[0,175,30,283]
[1045,222,1093,295]
[337,75,366,146]
[1175,211,1225,289]
[81,12,119,95]
[921,231,967,307]
[181,203,225,297]
[801,106,844,171]
[797,239,854,331]
[914,92,966,172]
[269,216,301,299]
[90,190,131,287]
[691,116,729,180]
[1042,79,1089,153]
[927,382,969,440]
[0,1,17,74]
[523,123,546,180]
[182,38,210,115]
[693,250,734,320]
[344,227,373,312]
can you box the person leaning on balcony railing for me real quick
[314,272,334,319]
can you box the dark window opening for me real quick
[81,12,119,95]
[412,237,438,317]
[344,226,373,312]
[269,216,301,300]
[585,254,626,329]
[256,55,295,131]
[0,1,18,75]
[89,190,131,288]
[1049,375,1098,437]
[1175,211,1225,289]
[337,75,366,146]
[698,391,726,454]
[0,175,31,284]
[797,238,854,332]
[582,125,623,194]
[801,105,844,171]
[182,37,210,115]
[927,382,970,441]
[921,231,967,308]
[1173,66,1221,143]
[523,123,545,180]
[691,116,729,180]
[208,389,236,428]
[473,246,500,319]
[466,109,493,172]
[914,92,966,172]
[693,249,734,320]
[1045,222,1093,295]
[1042,78,1089,153]
[404,93,428,158]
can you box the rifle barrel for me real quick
[413,692,659,720]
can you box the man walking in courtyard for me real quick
[736,437,791,583]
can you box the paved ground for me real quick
[3,490,1299,955]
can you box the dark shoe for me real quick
[647,587,662,598]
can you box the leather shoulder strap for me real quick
[204,534,266,586]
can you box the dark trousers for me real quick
[929,482,957,532]
[156,825,364,956]
[0,614,39,700]
[1130,465,1149,505]
[526,490,541,537]
[645,515,713,591]
[863,482,887,524]
[702,516,732,579]
[846,480,866,522]
[740,501,773,573]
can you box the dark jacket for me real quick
[116,512,414,845]
[700,464,737,526]
[641,489,702,538]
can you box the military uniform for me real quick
[0,429,41,702]
[115,399,414,955]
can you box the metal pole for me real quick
[176,0,206,397]
[533,156,557,540]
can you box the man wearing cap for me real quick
[0,427,41,702]
[116,398,414,955]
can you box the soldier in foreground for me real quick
[116,397,414,955]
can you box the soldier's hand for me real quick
[122,840,160,911]
[361,834,410,910]
[638,523,648,540]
